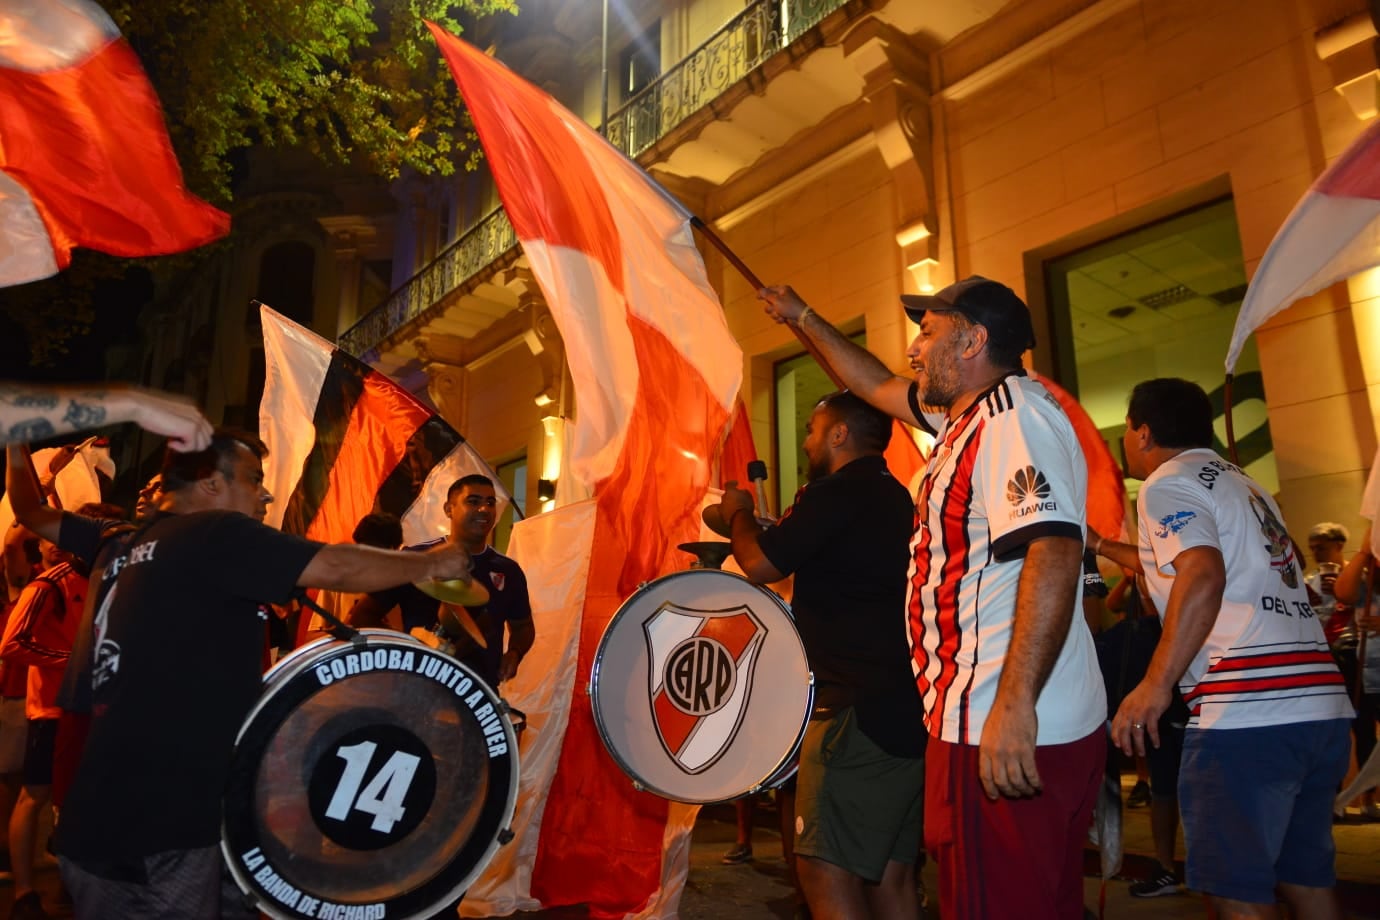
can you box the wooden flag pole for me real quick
[690,216,846,390]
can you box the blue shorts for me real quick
[1179,719,1350,903]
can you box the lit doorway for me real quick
[1045,198,1277,503]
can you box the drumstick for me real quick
[690,216,845,390]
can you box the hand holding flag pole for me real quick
[689,216,846,390]
[688,216,928,491]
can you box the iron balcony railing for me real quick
[606,0,846,157]
[340,206,517,358]
[341,0,850,357]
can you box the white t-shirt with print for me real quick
[1137,449,1352,730]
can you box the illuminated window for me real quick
[493,454,527,553]
[1045,198,1276,500]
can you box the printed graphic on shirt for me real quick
[1006,466,1049,504]
[1155,510,1197,539]
[1249,489,1299,589]
[91,583,119,691]
[490,572,505,592]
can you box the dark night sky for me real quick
[0,261,152,383]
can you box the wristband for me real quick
[1091,533,1103,555]
[796,306,814,330]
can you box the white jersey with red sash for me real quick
[908,371,1104,745]
[1137,449,1352,729]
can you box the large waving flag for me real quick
[1033,372,1125,540]
[0,0,228,287]
[1225,119,1380,372]
[428,26,741,919]
[0,438,115,556]
[258,305,512,556]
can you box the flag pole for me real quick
[689,216,845,390]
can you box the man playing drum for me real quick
[713,390,925,919]
[8,430,474,918]
[759,278,1104,920]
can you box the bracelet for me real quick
[796,306,814,330]
[1090,533,1103,555]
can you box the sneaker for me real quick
[1126,780,1151,808]
[720,843,753,865]
[1128,865,1180,898]
[10,891,51,919]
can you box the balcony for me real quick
[341,0,854,358]
[340,207,517,359]
[606,0,850,158]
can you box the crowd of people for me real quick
[730,277,1370,920]
[1,266,1377,920]
[0,384,534,919]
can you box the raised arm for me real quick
[0,382,212,451]
[298,541,473,594]
[758,286,919,424]
[717,482,785,584]
[5,444,62,543]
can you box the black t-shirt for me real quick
[757,455,924,758]
[55,513,134,713]
[58,510,322,862]
[368,543,533,687]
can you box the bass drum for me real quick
[590,569,814,804]
[222,630,518,920]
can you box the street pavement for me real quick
[676,779,1380,920]
[6,775,1378,918]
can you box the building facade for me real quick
[337,0,1380,543]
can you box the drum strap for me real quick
[293,589,364,644]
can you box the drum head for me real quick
[590,569,813,804]
[223,631,518,920]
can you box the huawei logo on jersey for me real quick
[1007,466,1055,519]
[1007,466,1050,503]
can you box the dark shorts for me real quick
[925,727,1103,920]
[61,845,257,920]
[794,706,925,882]
[1179,719,1350,903]
[1146,718,1185,799]
[22,717,58,787]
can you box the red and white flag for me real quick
[0,0,228,287]
[258,305,512,554]
[429,25,741,919]
[1032,372,1125,541]
[1225,119,1380,372]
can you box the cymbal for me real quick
[414,577,490,607]
[701,505,731,538]
[439,605,488,649]
[678,541,732,570]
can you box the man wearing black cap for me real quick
[759,279,1104,920]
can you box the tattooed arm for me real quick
[0,383,212,451]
